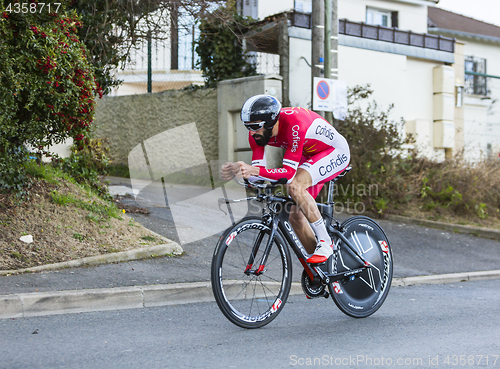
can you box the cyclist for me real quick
[221,94,350,264]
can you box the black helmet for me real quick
[240,95,281,131]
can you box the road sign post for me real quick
[313,77,347,120]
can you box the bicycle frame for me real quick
[245,195,370,286]
[213,167,392,327]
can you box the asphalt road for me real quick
[1,279,499,369]
[1,180,500,296]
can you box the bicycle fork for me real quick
[244,214,278,276]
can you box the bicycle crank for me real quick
[301,270,330,299]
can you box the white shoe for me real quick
[306,240,333,264]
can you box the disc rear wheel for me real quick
[328,216,393,318]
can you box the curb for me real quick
[1,269,499,320]
[391,269,500,286]
[0,242,183,276]
[385,214,500,241]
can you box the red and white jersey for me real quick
[250,107,349,183]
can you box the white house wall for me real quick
[402,58,438,157]
[284,0,448,159]
[289,36,441,156]
[403,58,434,123]
[258,0,294,19]
[288,37,312,108]
[460,40,500,160]
[463,98,491,160]
[337,44,408,123]
[339,0,429,33]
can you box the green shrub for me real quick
[0,2,100,194]
[335,85,414,214]
[409,155,500,220]
[55,138,111,197]
[0,147,32,198]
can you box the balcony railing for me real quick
[339,19,455,53]
[290,12,455,53]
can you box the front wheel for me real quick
[327,216,393,318]
[211,217,292,329]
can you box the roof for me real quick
[428,7,500,39]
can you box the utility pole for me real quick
[332,0,339,82]
[147,31,152,93]
[324,0,332,81]
[191,24,196,70]
[170,1,179,70]
[324,0,338,124]
[311,0,324,116]
[279,17,290,107]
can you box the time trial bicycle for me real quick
[211,167,393,329]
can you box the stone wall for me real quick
[94,88,218,165]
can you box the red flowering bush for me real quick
[0,1,102,192]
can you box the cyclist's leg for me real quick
[288,182,325,253]
[291,146,351,263]
[301,145,351,188]
[288,169,333,263]
[289,204,316,254]
[287,169,318,223]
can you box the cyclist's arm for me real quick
[220,162,240,180]
[248,127,304,183]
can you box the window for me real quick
[366,7,398,28]
[237,0,257,18]
[295,0,312,14]
[465,56,488,96]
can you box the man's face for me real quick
[248,123,272,146]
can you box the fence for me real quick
[111,19,203,96]
[112,48,279,96]
[339,19,455,53]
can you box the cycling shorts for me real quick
[298,137,350,198]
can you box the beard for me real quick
[253,128,273,146]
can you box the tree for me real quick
[195,2,257,88]
[0,1,98,193]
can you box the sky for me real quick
[436,0,500,27]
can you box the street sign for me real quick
[317,80,330,100]
[313,78,347,120]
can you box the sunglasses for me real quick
[244,122,265,131]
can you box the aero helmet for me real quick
[240,95,281,131]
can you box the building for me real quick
[428,7,500,160]
[237,0,500,161]
[105,0,500,161]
